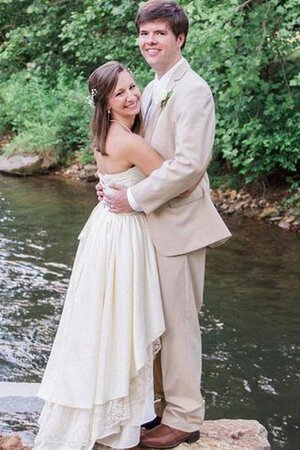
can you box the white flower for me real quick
[153,89,173,109]
[85,88,97,108]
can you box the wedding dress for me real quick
[33,166,165,450]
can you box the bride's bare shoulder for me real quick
[110,131,145,151]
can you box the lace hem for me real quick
[153,338,161,358]
[34,344,157,449]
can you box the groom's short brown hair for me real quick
[135,0,189,49]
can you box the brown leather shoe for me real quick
[140,427,148,440]
[139,424,200,448]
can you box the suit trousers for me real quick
[154,247,206,432]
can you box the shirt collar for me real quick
[152,58,184,104]
[155,58,183,89]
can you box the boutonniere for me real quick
[159,89,173,109]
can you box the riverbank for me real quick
[0,147,299,233]
[56,162,300,233]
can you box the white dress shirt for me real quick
[128,58,184,211]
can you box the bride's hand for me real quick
[96,181,104,202]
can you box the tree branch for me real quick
[236,0,254,12]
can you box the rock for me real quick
[0,434,30,450]
[226,207,236,215]
[268,216,282,222]
[230,189,238,200]
[210,186,299,232]
[80,164,98,182]
[259,207,280,219]
[258,199,267,207]
[215,189,223,199]
[60,163,98,182]
[235,200,250,211]
[284,215,296,223]
[0,153,55,176]
[237,191,251,200]
[94,420,270,450]
[220,203,229,211]
[63,163,83,178]
[278,220,291,231]
[197,419,270,449]
[0,133,11,148]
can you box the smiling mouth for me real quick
[126,101,139,109]
[146,49,160,55]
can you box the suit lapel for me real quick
[144,101,163,140]
[145,59,191,142]
[142,81,154,116]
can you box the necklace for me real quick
[110,120,133,133]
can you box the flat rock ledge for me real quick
[0,419,270,450]
[0,154,55,176]
[0,434,30,450]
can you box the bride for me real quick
[33,61,167,450]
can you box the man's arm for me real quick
[131,82,215,214]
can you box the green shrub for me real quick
[0,0,299,186]
[185,0,300,184]
[0,68,92,164]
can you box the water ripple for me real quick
[0,175,299,449]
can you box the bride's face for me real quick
[108,70,141,121]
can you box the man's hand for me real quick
[96,181,104,202]
[105,184,133,213]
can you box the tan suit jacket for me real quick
[131,59,231,256]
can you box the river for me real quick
[0,173,299,449]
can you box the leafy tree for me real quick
[0,0,299,185]
[0,0,143,81]
[184,0,299,183]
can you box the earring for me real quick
[107,109,110,120]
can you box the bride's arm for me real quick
[121,133,164,176]
[94,134,163,203]
[102,134,192,210]
[123,135,192,197]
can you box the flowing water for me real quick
[0,173,299,449]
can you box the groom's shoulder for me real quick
[175,59,212,93]
[186,61,211,85]
[144,78,155,92]
[178,68,212,98]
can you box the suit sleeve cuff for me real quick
[127,187,143,212]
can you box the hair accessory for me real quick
[86,88,98,107]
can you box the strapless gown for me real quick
[33,167,165,450]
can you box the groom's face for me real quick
[138,20,184,78]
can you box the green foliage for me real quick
[0,0,299,186]
[0,0,144,81]
[184,0,300,184]
[283,181,300,210]
[0,68,91,164]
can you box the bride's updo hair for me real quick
[88,61,142,155]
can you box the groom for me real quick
[102,0,231,447]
